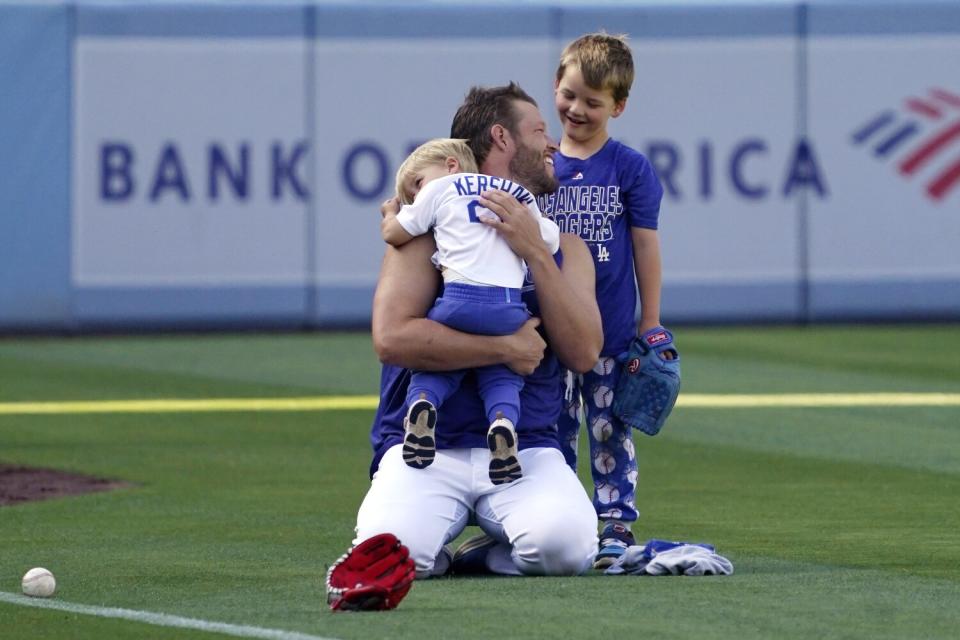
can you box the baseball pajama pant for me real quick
[556,356,639,524]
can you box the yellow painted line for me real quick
[677,393,960,408]
[0,396,380,415]
[0,393,958,415]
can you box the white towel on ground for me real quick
[604,539,733,576]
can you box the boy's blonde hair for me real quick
[556,32,634,104]
[395,138,479,204]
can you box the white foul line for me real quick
[0,592,338,640]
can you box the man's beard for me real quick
[509,142,558,196]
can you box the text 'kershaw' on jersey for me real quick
[538,139,664,357]
[398,173,559,289]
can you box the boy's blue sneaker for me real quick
[593,522,636,569]
[450,533,498,575]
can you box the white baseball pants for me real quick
[355,444,598,577]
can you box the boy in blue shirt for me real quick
[538,33,669,568]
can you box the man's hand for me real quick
[501,317,547,375]
[477,190,551,263]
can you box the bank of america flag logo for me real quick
[851,87,960,203]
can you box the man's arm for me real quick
[477,190,602,372]
[371,233,547,374]
[530,234,602,373]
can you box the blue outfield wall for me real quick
[1,0,960,331]
[0,3,72,330]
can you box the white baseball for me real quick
[594,451,616,475]
[22,567,56,598]
[596,482,620,505]
[592,357,616,376]
[591,415,613,442]
[592,385,614,408]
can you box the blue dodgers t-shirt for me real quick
[538,138,663,357]
[368,252,565,476]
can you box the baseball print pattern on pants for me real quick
[557,356,638,524]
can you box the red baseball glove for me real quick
[325,533,416,612]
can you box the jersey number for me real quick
[467,199,485,224]
[597,245,611,262]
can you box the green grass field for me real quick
[1,325,959,639]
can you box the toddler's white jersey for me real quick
[395,173,560,288]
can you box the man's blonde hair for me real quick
[556,32,634,104]
[395,138,479,204]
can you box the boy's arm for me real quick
[381,213,416,246]
[372,234,547,374]
[631,227,663,333]
[478,190,602,373]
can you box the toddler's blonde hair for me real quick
[395,138,479,204]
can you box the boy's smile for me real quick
[555,64,625,156]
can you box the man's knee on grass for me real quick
[511,509,598,576]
